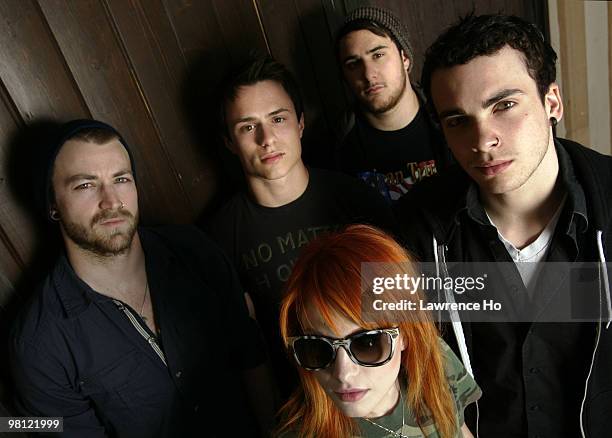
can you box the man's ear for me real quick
[49,204,60,221]
[545,82,563,123]
[401,49,410,72]
[298,112,305,139]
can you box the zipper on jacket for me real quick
[112,299,167,367]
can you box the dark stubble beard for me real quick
[62,209,138,257]
[360,68,408,115]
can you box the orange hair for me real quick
[277,225,457,438]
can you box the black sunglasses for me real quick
[288,328,400,371]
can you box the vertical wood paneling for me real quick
[256,0,345,166]
[38,0,193,224]
[256,0,320,121]
[557,0,590,146]
[0,84,32,300]
[211,0,269,61]
[0,96,30,274]
[293,0,349,139]
[547,0,566,138]
[161,0,270,199]
[104,0,216,213]
[0,0,89,121]
[584,1,610,155]
[0,241,19,310]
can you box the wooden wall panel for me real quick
[294,0,350,126]
[0,240,19,311]
[257,0,348,165]
[105,0,216,213]
[209,0,270,61]
[39,0,193,224]
[0,95,30,282]
[0,0,89,121]
[557,0,589,146]
[161,0,270,199]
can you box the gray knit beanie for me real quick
[338,6,414,73]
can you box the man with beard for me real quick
[10,120,267,437]
[334,6,450,204]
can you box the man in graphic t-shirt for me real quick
[334,6,450,204]
[208,56,396,397]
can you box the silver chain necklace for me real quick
[139,282,149,321]
[362,389,406,438]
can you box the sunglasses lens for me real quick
[293,338,334,369]
[350,331,392,365]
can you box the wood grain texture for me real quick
[557,0,589,146]
[256,0,347,166]
[38,0,194,224]
[0,0,88,121]
[104,0,217,216]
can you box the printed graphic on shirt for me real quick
[240,224,341,298]
[358,159,438,203]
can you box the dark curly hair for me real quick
[421,14,557,108]
[219,55,303,139]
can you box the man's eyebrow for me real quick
[438,88,526,120]
[233,108,290,124]
[268,108,290,117]
[366,44,388,54]
[342,45,388,64]
[65,169,132,185]
[113,169,133,178]
[482,88,524,109]
[233,116,256,125]
[65,174,96,185]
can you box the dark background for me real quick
[0,0,546,421]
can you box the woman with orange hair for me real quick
[277,225,480,438]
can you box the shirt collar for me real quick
[52,228,173,318]
[556,141,589,233]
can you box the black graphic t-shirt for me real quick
[336,106,445,204]
[208,168,396,395]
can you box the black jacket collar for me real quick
[404,138,612,245]
[462,141,589,234]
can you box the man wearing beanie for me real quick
[9,120,267,437]
[334,6,449,204]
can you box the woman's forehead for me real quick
[302,301,363,337]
